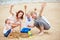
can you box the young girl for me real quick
[3,19,11,37]
[3,17,22,37]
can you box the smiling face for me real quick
[31,12,37,19]
[18,12,23,18]
[16,10,24,19]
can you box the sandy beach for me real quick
[0,3,60,40]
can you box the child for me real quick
[3,19,12,37]
[3,18,21,37]
[20,13,33,33]
[20,5,34,33]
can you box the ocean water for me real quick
[0,0,60,5]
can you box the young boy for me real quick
[20,13,33,33]
[20,5,34,33]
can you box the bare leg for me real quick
[40,25,44,32]
[39,25,44,35]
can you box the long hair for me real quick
[16,10,24,19]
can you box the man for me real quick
[30,3,51,35]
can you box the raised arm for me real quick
[24,5,27,14]
[39,2,47,16]
[9,5,14,16]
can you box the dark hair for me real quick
[16,10,24,19]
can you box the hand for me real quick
[41,2,47,8]
[28,24,34,28]
[34,8,37,11]
[11,23,17,28]
[24,5,27,9]
[10,5,14,8]
[9,5,14,16]
[10,5,14,10]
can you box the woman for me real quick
[3,5,24,37]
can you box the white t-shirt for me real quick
[3,24,12,34]
[21,16,34,29]
[3,16,21,33]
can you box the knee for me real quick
[48,26,50,30]
[45,26,51,30]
